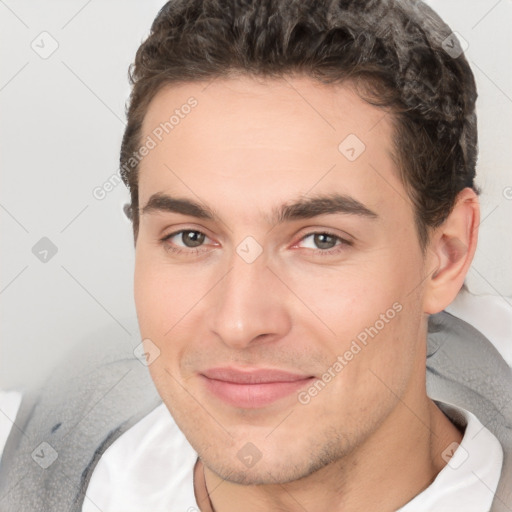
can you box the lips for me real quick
[200,367,314,408]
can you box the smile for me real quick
[199,367,315,408]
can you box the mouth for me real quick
[199,367,315,408]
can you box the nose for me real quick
[208,248,292,350]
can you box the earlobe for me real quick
[424,188,479,314]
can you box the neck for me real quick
[195,382,462,512]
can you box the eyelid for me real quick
[292,226,355,246]
[292,232,353,254]
[160,226,351,244]
[160,228,216,246]
[160,227,353,260]
[160,224,215,241]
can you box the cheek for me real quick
[282,246,425,397]
[283,255,414,343]
[134,256,191,391]
[134,246,177,338]
[134,246,216,347]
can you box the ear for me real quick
[423,188,479,315]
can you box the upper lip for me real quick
[201,367,313,384]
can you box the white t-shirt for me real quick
[397,402,503,512]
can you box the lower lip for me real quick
[200,376,314,408]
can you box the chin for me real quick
[200,438,345,487]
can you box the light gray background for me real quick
[1,0,511,389]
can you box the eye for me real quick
[296,231,352,255]
[159,229,352,257]
[160,229,212,255]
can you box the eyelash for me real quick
[159,229,352,257]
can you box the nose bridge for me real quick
[209,243,290,348]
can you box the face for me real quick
[134,76,430,485]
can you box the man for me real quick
[0,0,511,511]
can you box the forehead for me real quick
[141,75,393,156]
[137,75,405,221]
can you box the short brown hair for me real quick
[120,0,478,248]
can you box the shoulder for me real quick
[0,323,162,510]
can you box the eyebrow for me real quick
[141,192,378,225]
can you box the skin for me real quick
[133,75,479,511]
